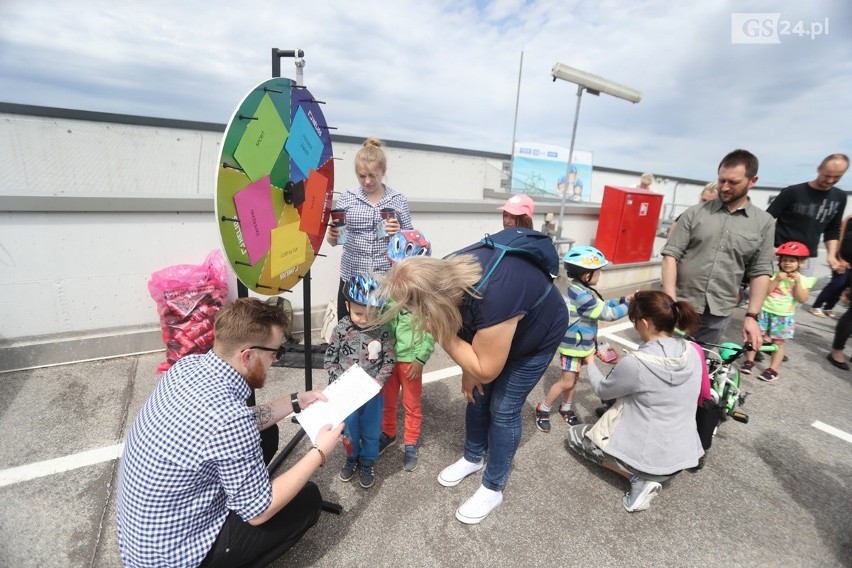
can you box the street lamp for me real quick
[551,62,641,238]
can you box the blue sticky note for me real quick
[285,107,323,178]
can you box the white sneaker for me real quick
[623,479,662,512]
[437,457,484,487]
[810,307,826,317]
[455,484,503,524]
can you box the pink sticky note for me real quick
[233,176,278,265]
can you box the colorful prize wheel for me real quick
[215,77,334,294]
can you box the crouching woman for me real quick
[568,290,704,512]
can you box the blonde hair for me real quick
[373,255,482,344]
[355,137,387,175]
[700,181,719,201]
[639,173,654,187]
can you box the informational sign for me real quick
[510,141,593,202]
[215,78,335,294]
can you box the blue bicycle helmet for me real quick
[563,245,608,280]
[343,274,384,307]
[563,246,608,270]
[388,229,432,264]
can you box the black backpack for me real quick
[455,228,559,341]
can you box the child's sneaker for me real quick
[740,360,755,375]
[339,457,358,482]
[809,307,826,317]
[558,407,581,426]
[403,444,419,472]
[359,461,375,488]
[758,368,779,382]
[623,478,662,512]
[378,432,396,455]
[534,403,551,433]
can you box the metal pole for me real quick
[510,51,523,157]
[557,85,584,237]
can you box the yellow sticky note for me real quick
[270,222,308,277]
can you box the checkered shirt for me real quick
[336,184,413,281]
[116,351,271,568]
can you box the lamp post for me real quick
[551,63,641,238]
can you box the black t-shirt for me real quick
[767,182,847,256]
[459,247,568,360]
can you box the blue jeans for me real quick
[463,349,555,491]
[344,393,383,463]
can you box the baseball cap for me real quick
[498,194,535,217]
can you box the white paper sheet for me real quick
[295,363,381,444]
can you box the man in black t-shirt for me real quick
[767,153,849,275]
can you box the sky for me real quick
[0,0,850,186]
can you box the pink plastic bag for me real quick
[148,250,229,373]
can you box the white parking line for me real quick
[422,365,461,384]
[0,365,466,488]
[812,421,852,444]
[598,321,639,350]
[0,443,124,488]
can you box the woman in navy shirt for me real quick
[376,243,568,524]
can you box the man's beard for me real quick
[245,358,267,389]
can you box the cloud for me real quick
[0,0,849,186]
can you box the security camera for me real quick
[551,63,641,103]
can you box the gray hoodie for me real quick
[587,336,704,475]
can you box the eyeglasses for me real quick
[245,345,282,361]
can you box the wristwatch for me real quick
[745,312,760,321]
[290,392,301,414]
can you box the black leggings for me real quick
[832,305,852,351]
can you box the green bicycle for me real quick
[701,341,779,424]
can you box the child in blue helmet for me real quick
[378,230,436,472]
[324,274,396,488]
[534,246,632,432]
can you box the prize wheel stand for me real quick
[215,49,341,514]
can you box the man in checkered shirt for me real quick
[116,298,343,567]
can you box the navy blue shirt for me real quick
[459,247,568,360]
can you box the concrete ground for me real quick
[1,270,851,567]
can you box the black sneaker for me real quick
[595,401,614,418]
[359,461,375,488]
[559,408,581,426]
[403,444,419,472]
[740,360,754,375]
[378,432,396,455]
[339,457,358,482]
[534,403,551,433]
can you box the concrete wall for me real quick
[0,104,784,372]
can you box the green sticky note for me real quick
[234,93,289,182]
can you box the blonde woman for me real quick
[326,137,413,319]
[376,245,568,524]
